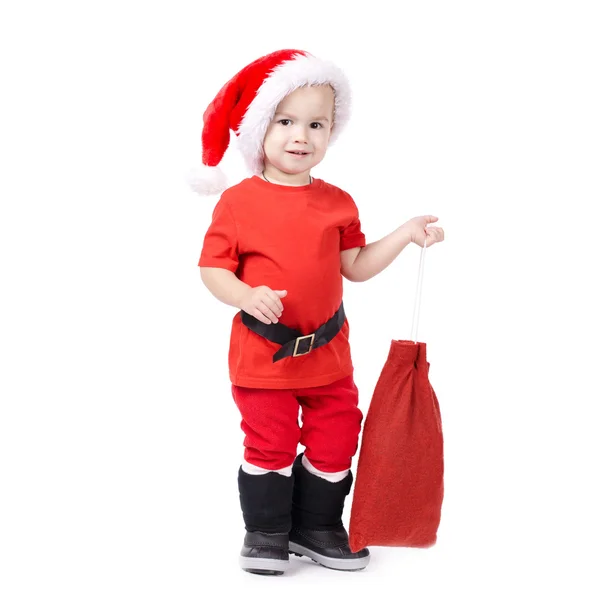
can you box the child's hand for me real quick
[240,286,287,325]
[403,215,445,248]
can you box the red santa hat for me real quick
[188,49,352,196]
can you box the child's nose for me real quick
[292,124,309,142]
[293,134,309,145]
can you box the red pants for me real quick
[231,374,363,473]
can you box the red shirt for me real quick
[199,175,366,389]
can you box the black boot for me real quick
[289,454,370,571]
[238,467,293,575]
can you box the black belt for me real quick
[240,302,346,363]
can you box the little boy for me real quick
[192,49,444,575]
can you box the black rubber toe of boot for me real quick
[240,531,290,575]
[289,525,370,571]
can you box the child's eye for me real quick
[277,119,323,129]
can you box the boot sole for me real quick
[239,556,289,575]
[288,542,370,571]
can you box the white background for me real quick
[1,1,599,598]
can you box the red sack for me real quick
[349,339,444,551]
[349,239,444,552]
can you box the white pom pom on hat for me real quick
[186,164,228,196]
[189,48,352,196]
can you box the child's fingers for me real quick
[259,301,279,324]
[425,226,444,244]
[266,290,284,314]
[431,227,444,240]
[263,296,283,319]
[251,307,271,325]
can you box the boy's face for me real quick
[262,84,335,182]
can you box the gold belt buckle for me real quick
[293,333,315,357]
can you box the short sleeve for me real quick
[340,195,366,251]
[198,198,239,272]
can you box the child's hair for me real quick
[188,49,352,196]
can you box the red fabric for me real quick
[199,175,366,389]
[231,374,363,472]
[349,340,444,552]
[202,49,308,167]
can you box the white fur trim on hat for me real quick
[236,53,352,175]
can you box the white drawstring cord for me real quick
[410,236,427,343]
